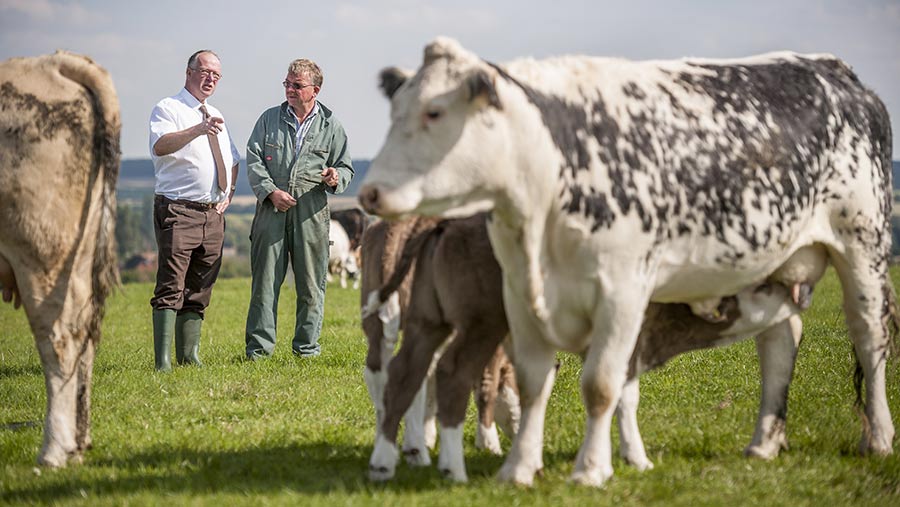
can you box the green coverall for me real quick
[245,101,353,358]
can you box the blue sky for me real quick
[2,0,898,160]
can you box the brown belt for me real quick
[155,195,217,211]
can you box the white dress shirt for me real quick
[149,88,241,203]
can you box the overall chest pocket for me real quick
[309,146,330,165]
[263,132,286,169]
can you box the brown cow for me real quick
[365,213,826,482]
[361,216,441,467]
[0,51,120,467]
[361,215,520,480]
[365,213,518,482]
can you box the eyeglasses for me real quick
[283,80,316,91]
[190,67,222,81]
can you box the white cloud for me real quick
[0,0,106,24]
[335,1,497,31]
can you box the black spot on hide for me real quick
[486,56,892,260]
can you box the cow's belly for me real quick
[651,233,824,302]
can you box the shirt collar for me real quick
[177,87,206,110]
[287,101,319,124]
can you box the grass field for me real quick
[1,270,899,506]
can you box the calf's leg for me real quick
[369,316,450,481]
[745,315,802,459]
[436,322,507,482]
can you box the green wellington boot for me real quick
[152,309,176,372]
[175,312,203,366]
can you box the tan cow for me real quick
[0,51,120,467]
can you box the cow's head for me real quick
[359,37,506,219]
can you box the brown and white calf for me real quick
[360,217,439,468]
[362,213,519,482]
[360,38,897,486]
[364,211,831,482]
[0,52,120,467]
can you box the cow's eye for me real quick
[424,109,443,121]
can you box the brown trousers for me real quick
[150,195,225,317]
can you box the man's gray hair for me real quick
[287,59,323,87]
[187,50,219,69]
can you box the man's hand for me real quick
[268,189,297,212]
[321,167,339,188]
[215,194,231,215]
[196,115,224,137]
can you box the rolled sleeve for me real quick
[148,106,176,155]
[327,127,354,195]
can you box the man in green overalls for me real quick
[244,58,353,359]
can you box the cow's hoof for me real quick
[569,467,612,487]
[744,444,779,460]
[440,466,469,483]
[402,446,431,467]
[624,454,654,471]
[369,435,399,481]
[497,462,538,486]
[37,447,68,468]
[859,434,894,456]
[476,423,502,455]
[368,464,394,482]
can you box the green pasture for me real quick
[1,270,899,506]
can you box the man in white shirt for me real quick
[148,49,240,371]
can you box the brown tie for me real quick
[199,104,228,192]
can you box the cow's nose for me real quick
[358,185,380,214]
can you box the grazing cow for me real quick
[363,214,520,482]
[364,212,823,481]
[332,207,370,251]
[328,219,359,289]
[359,38,897,486]
[0,52,120,467]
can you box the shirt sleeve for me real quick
[246,112,278,202]
[148,103,176,156]
[327,122,354,195]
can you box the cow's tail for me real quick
[55,51,121,341]
[361,218,443,319]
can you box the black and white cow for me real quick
[359,37,897,486]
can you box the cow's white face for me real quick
[359,38,506,219]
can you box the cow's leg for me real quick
[497,293,557,486]
[494,355,521,439]
[74,336,96,459]
[369,316,450,481]
[363,293,400,432]
[616,377,653,470]
[34,334,80,467]
[475,346,505,456]
[830,250,895,455]
[745,315,802,459]
[423,370,438,449]
[436,322,507,482]
[401,364,431,466]
[571,285,647,487]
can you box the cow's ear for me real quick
[466,69,502,110]
[379,67,413,99]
